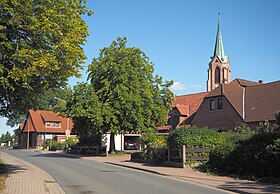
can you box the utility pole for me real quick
[27,119,30,150]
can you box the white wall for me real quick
[101,133,124,152]
[102,133,143,152]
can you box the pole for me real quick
[27,120,30,150]
[66,117,69,150]
[182,145,186,168]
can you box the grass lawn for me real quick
[0,159,7,192]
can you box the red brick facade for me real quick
[19,110,73,149]
[192,96,243,130]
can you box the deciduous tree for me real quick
[0,0,92,119]
[87,37,173,153]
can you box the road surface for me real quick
[2,149,232,194]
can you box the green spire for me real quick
[214,14,227,62]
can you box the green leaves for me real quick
[87,37,173,135]
[168,126,223,149]
[55,37,173,146]
[0,0,91,118]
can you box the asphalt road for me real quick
[2,149,231,194]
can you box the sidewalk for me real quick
[81,154,280,194]
[0,151,65,194]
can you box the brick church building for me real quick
[158,16,280,132]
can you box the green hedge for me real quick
[168,126,223,149]
[209,132,280,179]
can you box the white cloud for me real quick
[170,82,188,91]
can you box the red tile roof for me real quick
[22,110,73,133]
[245,80,280,122]
[172,92,209,116]
[230,78,261,87]
[175,104,189,116]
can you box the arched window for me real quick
[215,67,220,84]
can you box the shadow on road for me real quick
[4,164,27,175]
[219,181,280,194]
[28,152,81,159]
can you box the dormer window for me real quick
[45,122,61,128]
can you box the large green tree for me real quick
[87,37,173,153]
[0,0,92,119]
[60,83,104,145]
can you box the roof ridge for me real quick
[246,79,280,87]
[175,91,209,97]
[236,78,258,83]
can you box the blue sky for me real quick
[1,0,280,135]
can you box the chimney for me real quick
[258,80,263,84]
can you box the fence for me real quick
[167,145,211,168]
[71,145,107,156]
[131,145,212,168]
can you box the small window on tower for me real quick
[218,99,223,110]
[210,100,215,111]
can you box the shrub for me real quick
[67,137,79,149]
[209,131,280,179]
[42,140,66,151]
[131,152,144,160]
[50,141,66,151]
[140,133,167,149]
[208,141,237,172]
[168,126,223,149]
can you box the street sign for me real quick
[65,129,71,137]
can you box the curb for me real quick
[105,162,164,176]
[105,162,250,194]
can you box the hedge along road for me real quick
[2,149,232,194]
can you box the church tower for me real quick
[207,15,230,92]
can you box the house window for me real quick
[52,122,55,127]
[218,99,223,110]
[210,100,215,111]
[55,123,60,128]
[46,122,51,127]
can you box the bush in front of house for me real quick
[42,140,66,151]
[131,152,144,160]
[208,126,280,180]
[208,123,255,171]
[139,133,168,164]
[168,126,223,149]
[50,141,66,151]
[228,132,280,179]
[66,137,79,149]
[140,133,167,149]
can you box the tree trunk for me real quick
[109,132,115,154]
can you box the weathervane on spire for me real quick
[218,12,221,22]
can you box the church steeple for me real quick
[214,15,226,62]
[207,14,231,92]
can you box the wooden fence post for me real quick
[167,146,170,164]
[182,145,186,168]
